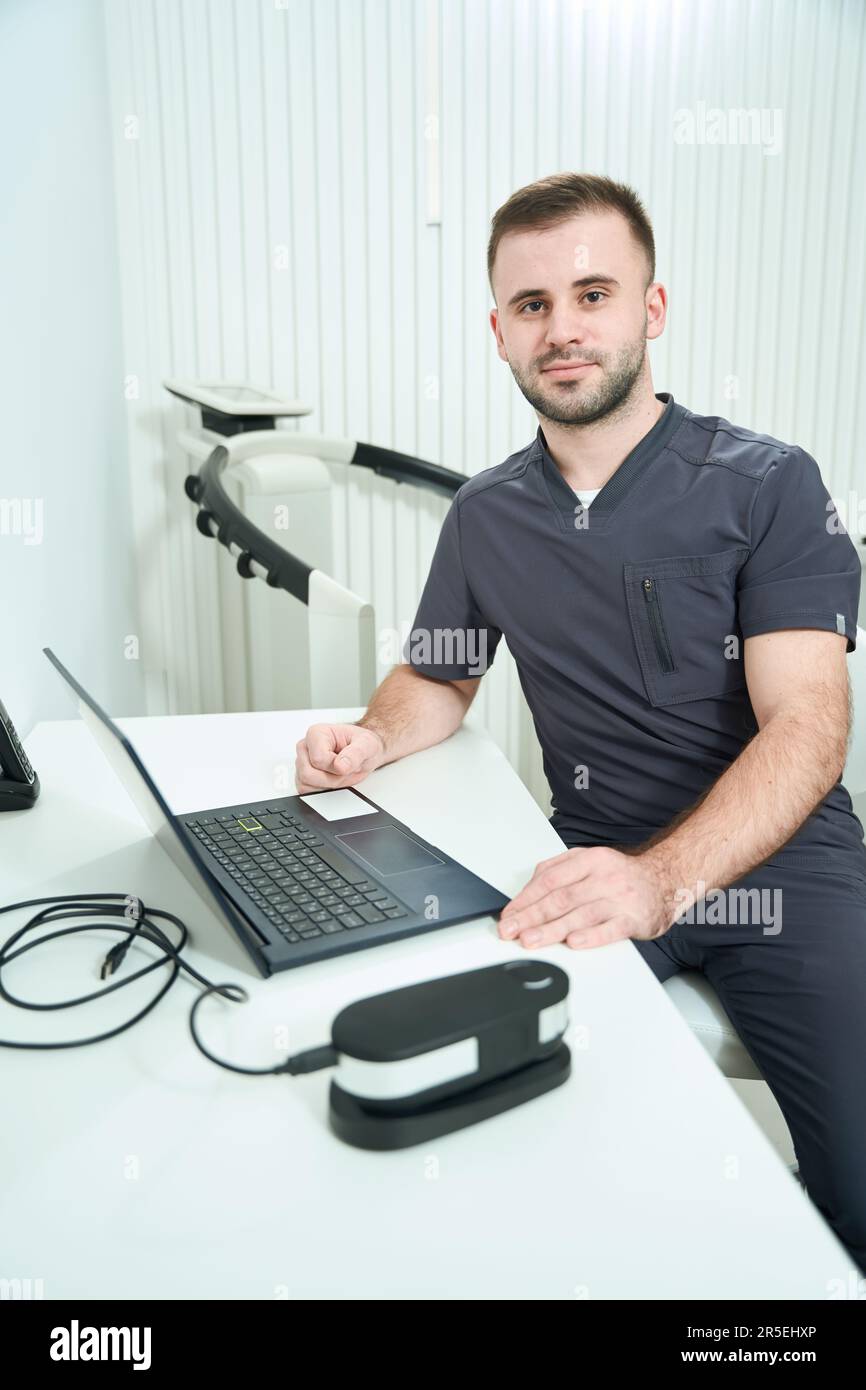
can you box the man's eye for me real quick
[519,291,607,313]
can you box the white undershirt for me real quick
[574,487,602,508]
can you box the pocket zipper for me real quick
[642,577,675,673]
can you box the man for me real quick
[296,172,866,1276]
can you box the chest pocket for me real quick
[624,547,750,707]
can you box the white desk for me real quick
[0,708,854,1299]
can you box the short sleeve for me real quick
[737,445,862,653]
[402,493,503,680]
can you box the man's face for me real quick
[489,211,666,426]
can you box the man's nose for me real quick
[544,310,591,347]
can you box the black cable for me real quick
[0,892,338,1076]
[187,982,339,1075]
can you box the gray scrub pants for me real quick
[630,860,866,1277]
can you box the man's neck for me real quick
[540,391,666,493]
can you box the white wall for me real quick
[0,0,143,737]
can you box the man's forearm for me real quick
[636,709,848,924]
[355,664,471,764]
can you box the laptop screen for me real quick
[42,648,267,974]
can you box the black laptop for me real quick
[44,649,509,977]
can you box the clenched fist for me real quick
[295,722,386,794]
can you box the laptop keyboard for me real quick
[183,807,409,945]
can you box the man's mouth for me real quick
[542,361,597,377]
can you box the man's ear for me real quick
[489,307,507,362]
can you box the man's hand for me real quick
[295,723,386,793]
[498,845,676,951]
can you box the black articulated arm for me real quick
[184,445,313,604]
[349,443,467,499]
[184,441,467,607]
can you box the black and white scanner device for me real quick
[328,960,571,1149]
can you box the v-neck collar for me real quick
[534,392,689,530]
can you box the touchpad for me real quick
[335,826,445,876]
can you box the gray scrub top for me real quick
[403,392,866,874]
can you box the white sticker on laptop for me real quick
[299,789,378,821]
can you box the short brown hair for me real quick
[487,172,656,301]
